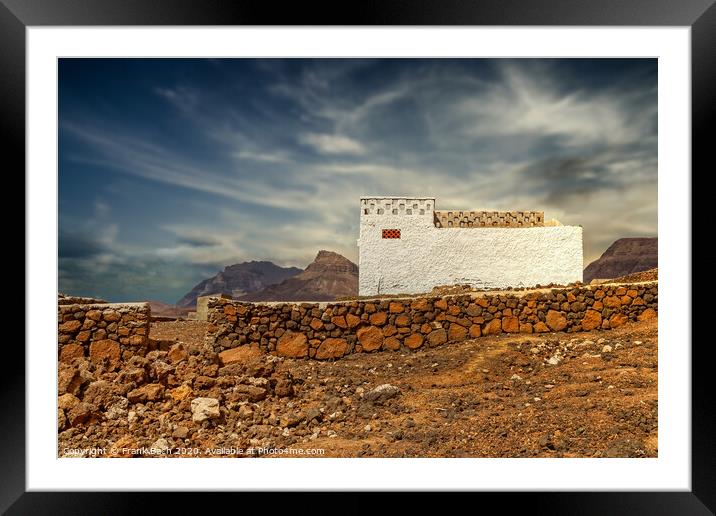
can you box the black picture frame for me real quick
[5,0,708,513]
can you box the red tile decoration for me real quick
[382,229,401,239]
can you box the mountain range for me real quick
[176,251,358,307]
[176,261,302,308]
[239,250,359,302]
[583,237,657,283]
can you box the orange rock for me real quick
[483,319,502,335]
[638,308,657,321]
[345,313,361,328]
[75,330,90,342]
[169,384,192,401]
[592,300,603,310]
[89,339,120,370]
[404,333,424,349]
[315,338,349,359]
[448,305,461,316]
[276,332,308,358]
[616,286,627,296]
[168,342,188,363]
[59,320,82,333]
[476,297,490,308]
[427,329,447,346]
[410,299,429,311]
[581,310,602,331]
[310,318,324,330]
[331,316,347,329]
[219,345,261,365]
[546,310,567,332]
[434,299,448,310]
[469,324,482,338]
[102,310,121,322]
[519,322,533,334]
[567,292,576,302]
[389,302,404,313]
[609,313,629,328]
[395,314,411,327]
[128,335,146,346]
[224,305,237,316]
[364,303,376,314]
[632,297,645,306]
[382,336,401,351]
[534,322,550,333]
[383,325,398,337]
[59,343,84,363]
[448,324,468,341]
[85,310,102,321]
[357,326,383,352]
[502,316,519,333]
[621,296,633,305]
[627,289,638,298]
[107,435,138,457]
[602,296,621,308]
[369,312,387,326]
[594,290,605,300]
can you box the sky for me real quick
[58,58,658,304]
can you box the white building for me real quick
[358,196,583,296]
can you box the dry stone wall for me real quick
[58,302,151,369]
[206,282,658,361]
[58,293,108,305]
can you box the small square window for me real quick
[392,209,398,214]
[406,209,412,215]
[382,229,401,239]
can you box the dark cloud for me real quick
[58,229,107,258]
[176,235,221,247]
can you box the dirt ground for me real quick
[140,318,658,458]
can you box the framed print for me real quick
[5,0,710,513]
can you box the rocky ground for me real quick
[58,318,657,458]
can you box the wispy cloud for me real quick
[299,133,366,155]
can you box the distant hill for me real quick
[584,238,657,283]
[239,250,358,302]
[146,300,192,319]
[176,261,302,308]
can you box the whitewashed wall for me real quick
[358,210,583,296]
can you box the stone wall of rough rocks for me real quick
[58,303,151,369]
[206,282,658,361]
[58,293,108,305]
